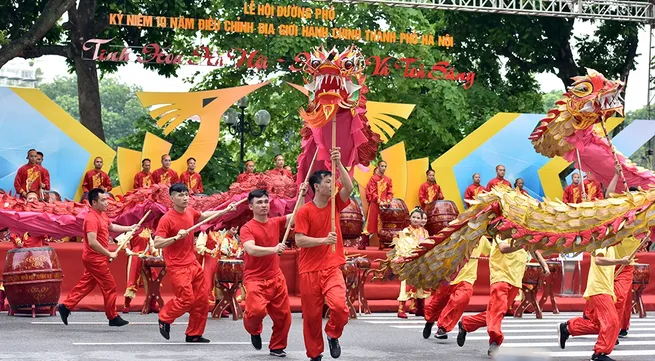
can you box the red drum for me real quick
[378,198,409,249]
[522,263,544,285]
[633,263,651,285]
[424,200,459,236]
[3,247,63,309]
[142,256,165,267]
[341,261,358,291]
[216,259,244,283]
[341,198,364,245]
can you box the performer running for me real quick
[395,208,430,318]
[82,157,112,200]
[14,149,47,198]
[295,147,353,361]
[154,183,237,342]
[486,165,511,191]
[423,237,491,339]
[464,173,485,208]
[558,247,630,361]
[457,236,548,356]
[179,157,204,194]
[152,154,179,186]
[240,185,307,357]
[133,159,153,189]
[418,170,444,209]
[57,188,137,327]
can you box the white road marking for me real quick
[539,350,655,357]
[73,342,268,346]
[503,340,655,348]
[32,321,189,325]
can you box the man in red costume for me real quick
[295,147,353,361]
[154,183,237,342]
[35,151,51,191]
[57,188,136,327]
[266,154,294,179]
[464,173,485,208]
[240,184,307,357]
[133,159,153,190]
[418,169,444,209]
[152,154,179,186]
[584,172,605,201]
[562,173,583,203]
[363,161,393,248]
[82,157,112,200]
[11,191,48,248]
[237,160,256,182]
[486,165,512,191]
[14,149,47,198]
[179,157,204,194]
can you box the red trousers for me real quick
[461,282,519,345]
[202,254,219,302]
[159,262,208,336]
[614,265,634,330]
[299,266,349,358]
[63,258,118,320]
[365,203,381,234]
[425,282,474,332]
[568,294,619,355]
[243,273,292,351]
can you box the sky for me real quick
[4,19,651,112]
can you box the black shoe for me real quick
[327,337,341,358]
[615,339,619,346]
[618,329,628,338]
[310,355,323,361]
[558,322,570,349]
[487,342,499,357]
[435,327,448,340]
[158,319,170,340]
[269,349,287,357]
[456,321,467,347]
[57,304,70,325]
[591,353,616,361]
[108,316,129,327]
[251,334,262,350]
[186,335,210,343]
[423,322,434,339]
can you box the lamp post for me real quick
[223,96,271,170]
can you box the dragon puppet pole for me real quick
[600,119,629,192]
[280,148,319,251]
[575,149,588,200]
[615,230,651,277]
[109,210,151,263]
[330,113,337,253]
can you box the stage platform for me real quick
[1,242,654,314]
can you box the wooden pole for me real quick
[600,120,629,192]
[109,210,151,262]
[575,149,588,200]
[331,115,337,253]
[185,198,247,234]
[280,148,319,249]
[615,231,651,277]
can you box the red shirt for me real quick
[295,196,350,274]
[14,164,47,196]
[155,208,201,268]
[180,171,204,193]
[486,177,512,191]
[82,169,112,192]
[266,168,293,179]
[418,182,444,207]
[239,216,285,281]
[133,171,152,189]
[152,168,179,186]
[12,232,47,248]
[83,208,111,262]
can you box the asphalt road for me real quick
[0,311,653,361]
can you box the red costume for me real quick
[155,208,208,338]
[152,168,179,186]
[62,208,119,320]
[563,179,604,203]
[180,171,204,194]
[82,169,112,192]
[295,195,350,359]
[14,164,47,196]
[236,172,255,183]
[123,229,159,311]
[133,171,153,189]
[240,216,292,352]
[464,183,485,207]
[266,168,293,179]
[418,182,444,208]
[42,167,51,191]
[365,173,393,235]
[11,232,47,248]
[486,177,511,191]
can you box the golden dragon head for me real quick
[295,45,367,128]
[529,69,624,157]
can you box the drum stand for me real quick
[212,281,243,320]
[538,262,561,314]
[140,264,166,314]
[632,281,648,318]
[514,282,543,319]
[8,304,57,318]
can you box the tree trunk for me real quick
[73,56,105,141]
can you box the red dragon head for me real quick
[529,69,624,157]
[295,45,366,128]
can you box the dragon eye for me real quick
[311,60,320,68]
[344,60,354,69]
[570,81,593,97]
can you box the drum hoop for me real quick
[7,246,55,253]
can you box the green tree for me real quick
[542,89,564,113]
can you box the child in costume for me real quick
[394,207,430,318]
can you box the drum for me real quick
[3,247,63,309]
[341,261,358,290]
[633,263,651,285]
[216,259,244,283]
[546,261,563,294]
[142,256,165,267]
[354,257,371,270]
[424,200,459,236]
[340,198,364,243]
[378,198,409,248]
[522,263,544,285]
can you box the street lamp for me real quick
[223,96,271,170]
